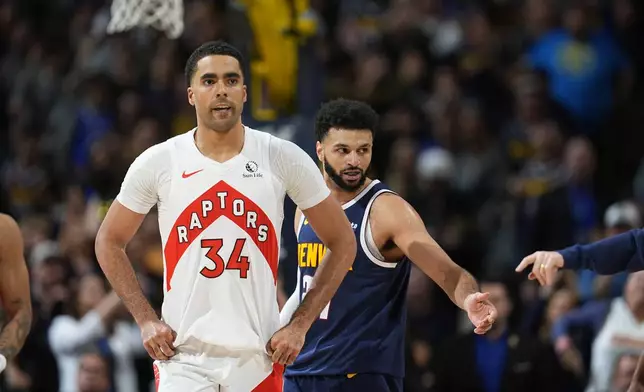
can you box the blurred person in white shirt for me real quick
[49,274,145,392]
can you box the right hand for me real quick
[140,319,177,361]
[515,251,564,286]
[266,323,307,366]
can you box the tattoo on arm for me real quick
[0,308,6,329]
[0,299,31,359]
[0,214,33,359]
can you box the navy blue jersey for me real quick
[286,180,411,377]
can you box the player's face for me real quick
[187,55,247,133]
[317,128,373,192]
[77,353,110,392]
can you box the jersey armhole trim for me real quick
[342,180,380,210]
[359,189,399,269]
[295,211,306,241]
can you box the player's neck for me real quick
[194,122,245,163]
[327,178,373,205]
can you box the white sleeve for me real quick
[115,146,164,214]
[48,312,107,355]
[279,268,301,327]
[270,138,330,210]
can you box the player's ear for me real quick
[315,141,324,162]
[187,87,195,106]
[242,84,247,103]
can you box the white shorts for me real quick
[153,352,283,392]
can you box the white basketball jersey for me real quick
[116,127,330,359]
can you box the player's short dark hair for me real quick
[314,98,379,142]
[184,41,245,86]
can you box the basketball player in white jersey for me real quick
[0,214,32,374]
[95,41,357,392]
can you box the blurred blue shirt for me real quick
[528,28,628,131]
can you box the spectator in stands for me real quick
[552,271,644,391]
[582,200,642,302]
[77,350,111,392]
[611,354,640,392]
[9,255,70,392]
[514,120,575,256]
[48,274,144,392]
[526,0,631,135]
[432,276,575,392]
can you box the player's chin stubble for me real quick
[323,158,366,192]
[207,111,238,133]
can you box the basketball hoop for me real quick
[107,0,184,39]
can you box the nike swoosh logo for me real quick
[182,169,203,179]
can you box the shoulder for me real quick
[245,127,307,163]
[258,131,320,183]
[125,139,176,180]
[369,191,422,236]
[247,128,307,160]
[370,191,417,220]
[270,134,304,157]
[136,138,175,165]
[0,213,21,249]
[0,213,19,232]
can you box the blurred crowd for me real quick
[1,0,644,391]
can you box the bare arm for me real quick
[0,214,32,360]
[95,202,157,325]
[287,196,357,330]
[371,194,478,309]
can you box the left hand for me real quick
[464,292,497,334]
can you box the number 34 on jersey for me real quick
[163,181,280,291]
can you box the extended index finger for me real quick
[516,253,536,272]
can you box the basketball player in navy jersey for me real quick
[279,99,497,391]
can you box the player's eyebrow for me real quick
[200,72,241,80]
[333,143,372,149]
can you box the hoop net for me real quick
[107,0,184,39]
